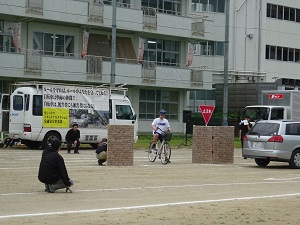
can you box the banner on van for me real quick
[42,85,110,128]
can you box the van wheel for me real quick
[289,150,300,169]
[42,132,61,149]
[254,158,270,167]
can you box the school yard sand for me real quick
[0,147,300,225]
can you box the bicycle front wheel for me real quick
[160,142,171,165]
[148,141,157,162]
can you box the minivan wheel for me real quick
[289,150,300,169]
[254,158,270,167]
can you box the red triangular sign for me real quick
[199,105,215,125]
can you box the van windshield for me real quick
[116,105,134,120]
[249,123,280,136]
[244,107,270,121]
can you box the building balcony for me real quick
[0,0,203,40]
[0,49,210,90]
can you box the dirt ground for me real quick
[0,146,300,225]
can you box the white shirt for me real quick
[152,118,170,134]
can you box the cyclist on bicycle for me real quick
[151,109,171,150]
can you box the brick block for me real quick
[192,126,213,163]
[107,125,134,166]
[192,126,234,164]
[212,126,234,164]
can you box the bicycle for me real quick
[148,130,172,165]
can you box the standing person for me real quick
[38,139,73,193]
[239,115,252,149]
[151,109,171,162]
[65,123,80,154]
[95,138,107,166]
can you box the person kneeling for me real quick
[95,138,107,166]
[38,139,73,193]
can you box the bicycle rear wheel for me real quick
[160,142,171,165]
[148,141,157,162]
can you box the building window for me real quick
[266,45,300,63]
[267,3,300,24]
[192,0,225,13]
[139,89,179,120]
[284,7,290,20]
[33,32,74,57]
[143,38,179,67]
[271,4,277,18]
[289,48,294,62]
[296,9,300,22]
[142,0,181,15]
[0,20,15,53]
[276,47,282,60]
[278,5,283,19]
[192,41,224,56]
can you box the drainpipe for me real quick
[234,0,247,70]
[244,0,248,71]
[258,0,262,74]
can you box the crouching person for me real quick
[38,139,74,193]
[96,138,107,166]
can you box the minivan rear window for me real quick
[249,123,280,136]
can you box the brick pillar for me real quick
[192,126,213,163]
[107,125,134,166]
[212,126,234,163]
[192,126,234,164]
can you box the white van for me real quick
[1,82,138,148]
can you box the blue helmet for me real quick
[159,109,166,115]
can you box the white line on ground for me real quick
[1,180,300,196]
[0,193,300,219]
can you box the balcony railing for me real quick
[191,69,203,86]
[24,49,42,76]
[192,17,205,36]
[86,55,103,80]
[142,7,157,29]
[26,0,43,15]
[141,61,156,83]
[88,0,104,22]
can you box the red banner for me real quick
[186,43,194,67]
[11,23,21,52]
[81,31,89,58]
[138,38,145,63]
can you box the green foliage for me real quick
[134,134,242,149]
[192,112,242,119]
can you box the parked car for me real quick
[242,120,300,168]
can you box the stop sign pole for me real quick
[199,105,215,126]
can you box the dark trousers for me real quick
[66,141,80,152]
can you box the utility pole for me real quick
[222,0,230,126]
[110,0,116,87]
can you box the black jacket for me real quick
[65,128,80,143]
[95,142,107,154]
[38,147,71,186]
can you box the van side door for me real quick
[0,94,10,132]
[9,93,25,137]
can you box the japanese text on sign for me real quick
[43,85,109,111]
